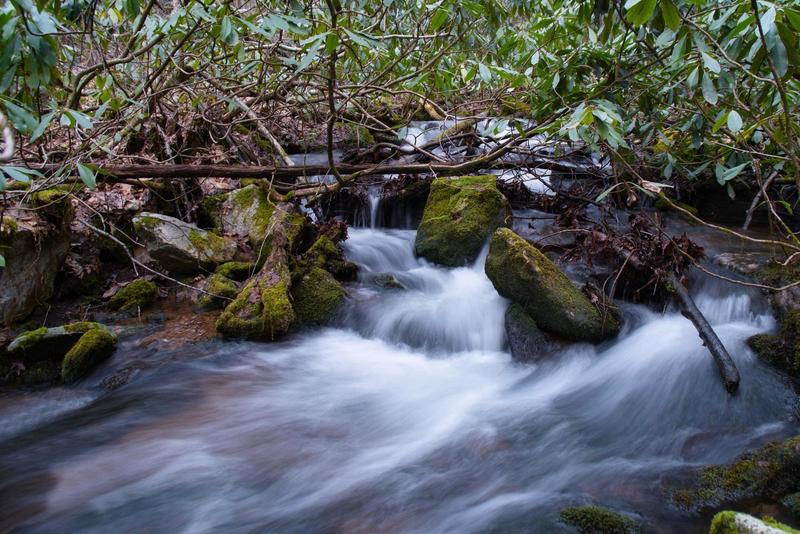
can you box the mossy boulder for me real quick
[304,235,358,281]
[673,436,800,511]
[6,322,109,363]
[61,328,117,383]
[559,506,640,533]
[0,209,72,326]
[109,279,158,312]
[414,175,511,266]
[133,212,236,273]
[486,228,620,342]
[215,261,255,282]
[197,273,238,310]
[213,185,276,248]
[747,309,800,379]
[292,267,346,326]
[709,511,799,534]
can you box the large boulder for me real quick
[414,175,511,266]
[292,267,346,326]
[203,185,275,249]
[0,193,73,326]
[133,212,236,273]
[486,228,619,342]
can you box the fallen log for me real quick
[669,273,740,394]
[29,157,598,185]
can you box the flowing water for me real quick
[0,218,798,532]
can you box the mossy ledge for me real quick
[709,511,799,534]
[559,506,640,534]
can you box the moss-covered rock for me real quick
[304,235,358,281]
[747,309,800,378]
[559,506,640,533]
[414,175,511,266]
[133,212,237,273]
[61,328,117,383]
[673,436,800,510]
[217,185,275,248]
[109,279,158,312]
[215,261,254,282]
[6,322,109,363]
[486,228,620,342]
[709,511,799,534]
[291,267,346,326]
[197,273,238,310]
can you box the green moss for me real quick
[62,322,106,334]
[559,506,639,533]
[216,272,295,341]
[292,267,346,326]
[1,216,18,234]
[747,310,800,377]
[188,228,231,258]
[30,187,75,221]
[414,175,511,266]
[215,261,254,282]
[710,511,799,534]
[10,327,48,353]
[674,436,800,510]
[61,328,117,383]
[197,273,238,310]
[133,214,161,233]
[485,228,619,342]
[109,279,158,312]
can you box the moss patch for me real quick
[216,273,295,340]
[559,506,640,533]
[710,511,799,534]
[61,328,117,383]
[110,279,158,312]
[215,261,254,282]
[673,435,800,510]
[292,267,346,326]
[414,175,511,266]
[485,228,619,342]
[197,273,238,310]
[747,310,800,378]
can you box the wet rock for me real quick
[504,303,560,362]
[782,493,800,519]
[559,505,640,533]
[7,322,110,363]
[0,198,73,326]
[672,436,800,511]
[197,273,238,310]
[61,328,117,383]
[304,234,358,282]
[215,261,255,282]
[292,267,346,326]
[415,175,511,266]
[747,310,799,379]
[203,185,275,248]
[216,203,298,340]
[709,511,797,534]
[109,279,158,313]
[133,212,236,273]
[486,228,619,342]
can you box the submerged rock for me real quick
[109,279,158,312]
[559,505,640,533]
[486,228,619,342]
[709,511,797,534]
[133,212,236,273]
[504,303,560,362]
[415,175,511,266]
[291,267,346,326]
[673,435,800,511]
[0,202,73,326]
[61,328,117,383]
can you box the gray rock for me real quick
[133,212,236,273]
[505,303,560,362]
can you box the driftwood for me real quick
[670,274,740,394]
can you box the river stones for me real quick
[0,192,73,326]
[133,212,236,273]
[3,322,117,384]
[486,228,619,342]
[414,175,511,266]
[559,506,640,533]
